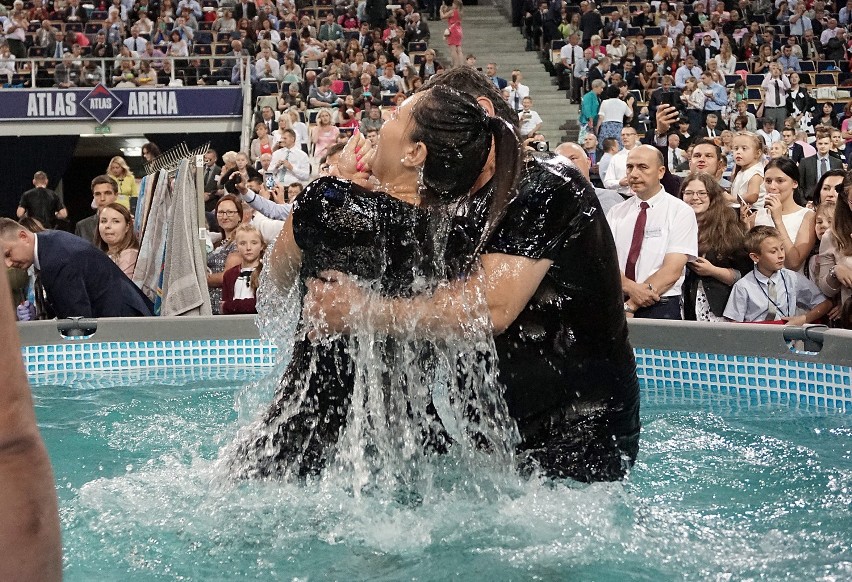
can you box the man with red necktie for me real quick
[605,145,698,319]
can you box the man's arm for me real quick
[0,266,62,582]
[603,157,626,191]
[303,253,554,338]
[289,152,312,182]
[16,205,26,218]
[241,187,293,221]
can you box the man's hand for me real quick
[625,279,660,307]
[656,103,679,136]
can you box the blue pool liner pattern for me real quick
[21,341,852,412]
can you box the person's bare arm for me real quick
[268,213,302,294]
[56,207,68,220]
[0,271,62,582]
[623,253,688,311]
[16,206,26,218]
[303,253,554,337]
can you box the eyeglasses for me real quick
[682,190,709,198]
[216,210,239,216]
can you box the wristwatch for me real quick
[624,303,635,314]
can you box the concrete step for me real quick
[429,1,578,141]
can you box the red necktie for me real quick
[625,201,649,281]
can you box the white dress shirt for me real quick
[603,147,632,195]
[723,267,825,321]
[269,146,311,186]
[606,188,698,296]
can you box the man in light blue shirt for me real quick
[700,72,728,122]
[674,55,702,89]
[778,45,801,73]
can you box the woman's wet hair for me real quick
[410,85,522,252]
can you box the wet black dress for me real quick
[471,153,641,482]
[233,176,447,478]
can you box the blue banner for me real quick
[0,85,243,123]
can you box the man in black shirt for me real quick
[17,172,66,229]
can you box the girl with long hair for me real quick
[221,224,266,315]
[94,202,139,279]
[681,172,751,321]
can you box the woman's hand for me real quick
[833,264,852,288]
[336,129,377,189]
[765,193,783,223]
[783,315,807,326]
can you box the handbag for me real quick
[443,28,450,37]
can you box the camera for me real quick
[534,141,549,152]
[224,172,242,195]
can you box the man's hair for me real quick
[746,225,781,255]
[33,171,48,181]
[691,137,724,161]
[706,113,717,121]
[421,67,519,133]
[602,137,618,152]
[282,128,296,140]
[814,125,832,140]
[0,217,26,239]
[320,142,346,164]
[91,174,117,194]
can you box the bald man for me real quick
[605,145,698,319]
[555,142,623,214]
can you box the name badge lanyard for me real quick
[754,267,791,318]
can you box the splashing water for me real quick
[220,191,519,497]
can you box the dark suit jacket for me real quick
[488,75,508,90]
[693,45,719,66]
[786,143,805,164]
[233,1,257,20]
[36,230,154,318]
[799,155,843,201]
[800,39,823,61]
[74,214,97,243]
[62,4,88,22]
[45,41,69,59]
[352,84,380,108]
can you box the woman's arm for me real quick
[268,213,303,294]
[774,209,816,272]
[207,250,242,288]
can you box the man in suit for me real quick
[1,218,154,319]
[781,127,805,163]
[201,149,222,211]
[352,72,380,109]
[233,0,257,21]
[485,62,508,90]
[45,31,69,61]
[62,0,87,23]
[800,29,823,61]
[403,12,430,45]
[75,175,118,243]
[799,130,844,201]
[693,34,719,67]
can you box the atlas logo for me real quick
[80,83,122,125]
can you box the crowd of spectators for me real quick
[4,0,852,328]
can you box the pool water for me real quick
[35,369,852,581]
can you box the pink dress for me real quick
[312,125,340,160]
[446,8,462,47]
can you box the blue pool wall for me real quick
[16,316,852,412]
